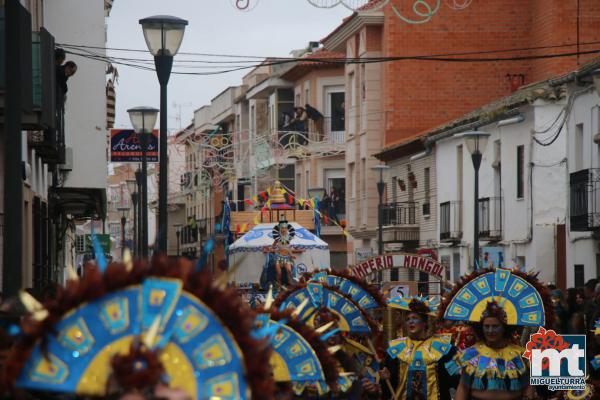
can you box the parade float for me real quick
[225,180,342,291]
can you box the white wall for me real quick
[436,101,567,283]
[43,0,108,189]
[565,85,600,286]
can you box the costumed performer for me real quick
[362,296,457,400]
[440,268,554,400]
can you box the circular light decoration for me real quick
[230,0,260,12]
[306,0,389,11]
[273,221,295,246]
[445,0,472,10]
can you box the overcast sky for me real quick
[107,0,351,132]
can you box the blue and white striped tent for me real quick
[228,223,330,285]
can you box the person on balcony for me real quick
[305,103,324,141]
[286,107,308,145]
[56,60,78,105]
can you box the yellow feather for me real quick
[315,321,335,334]
[264,285,274,310]
[291,298,310,318]
[328,345,342,354]
[143,316,161,349]
[123,248,133,271]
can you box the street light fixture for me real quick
[128,106,158,259]
[371,165,390,258]
[139,15,188,254]
[173,223,183,257]
[117,205,131,260]
[457,130,490,270]
[126,179,138,257]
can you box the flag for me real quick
[235,224,241,234]
[324,215,329,225]
[288,194,294,205]
[298,198,305,207]
[253,214,260,225]
[245,199,254,206]
[241,223,248,233]
[260,192,267,201]
[253,195,259,203]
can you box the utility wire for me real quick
[58,39,600,60]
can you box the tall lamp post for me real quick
[371,165,390,258]
[135,170,143,257]
[126,179,138,257]
[174,223,183,257]
[139,15,188,253]
[459,131,490,270]
[117,205,130,260]
[128,106,159,259]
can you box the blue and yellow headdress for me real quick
[308,270,385,310]
[273,282,380,334]
[387,295,440,317]
[592,318,600,371]
[3,256,274,399]
[439,268,553,327]
[253,288,354,397]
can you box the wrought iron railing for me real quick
[570,168,600,231]
[440,201,463,241]
[478,197,503,239]
[381,202,417,226]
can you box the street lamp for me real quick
[173,223,183,257]
[117,205,130,260]
[371,165,390,257]
[458,130,490,270]
[128,106,158,259]
[139,15,188,253]
[126,179,138,257]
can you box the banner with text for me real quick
[351,253,445,279]
[110,129,159,163]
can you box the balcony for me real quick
[570,168,600,231]
[440,201,463,242]
[381,202,419,245]
[279,116,345,158]
[478,197,502,240]
[27,102,65,164]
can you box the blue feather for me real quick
[90,231,107,273]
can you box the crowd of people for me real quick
[0,256,598,399]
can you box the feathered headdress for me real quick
[306,270,386,310]
[387,295,440,317]
[438,268,553,327]
[3,255,274,399]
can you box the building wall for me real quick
[435,101,567,284]
[565,86,600,287]
[43,0,108,189]
[380,0,600,146]
[345,25,385,264]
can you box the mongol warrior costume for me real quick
[2,255,274,399]
[380,296,457,400]
[440,268,553,400]
[273,269,385,398]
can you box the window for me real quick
[423,167,431,216]
[349,163,355,198]
[452,253,460,282]
[441,256,451,281]
[575,123,584,171]
[574,264,585,288]
[390,267,399,281]
[517,145,525,199]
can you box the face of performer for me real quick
[482,316,505,346]
[406,312,426,339]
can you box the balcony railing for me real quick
[440,201,463,241]
[570,168,600,231]
[382,202,417,226]
[28,101,65,164]
[478,197,502,240]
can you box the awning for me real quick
[50,187,107,219]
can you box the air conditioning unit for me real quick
[60,147,73,171]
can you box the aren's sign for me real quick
[351,253,445,279]
[110,129,159,163]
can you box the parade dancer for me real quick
[363,296,457,400]
[440,268,554,400]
